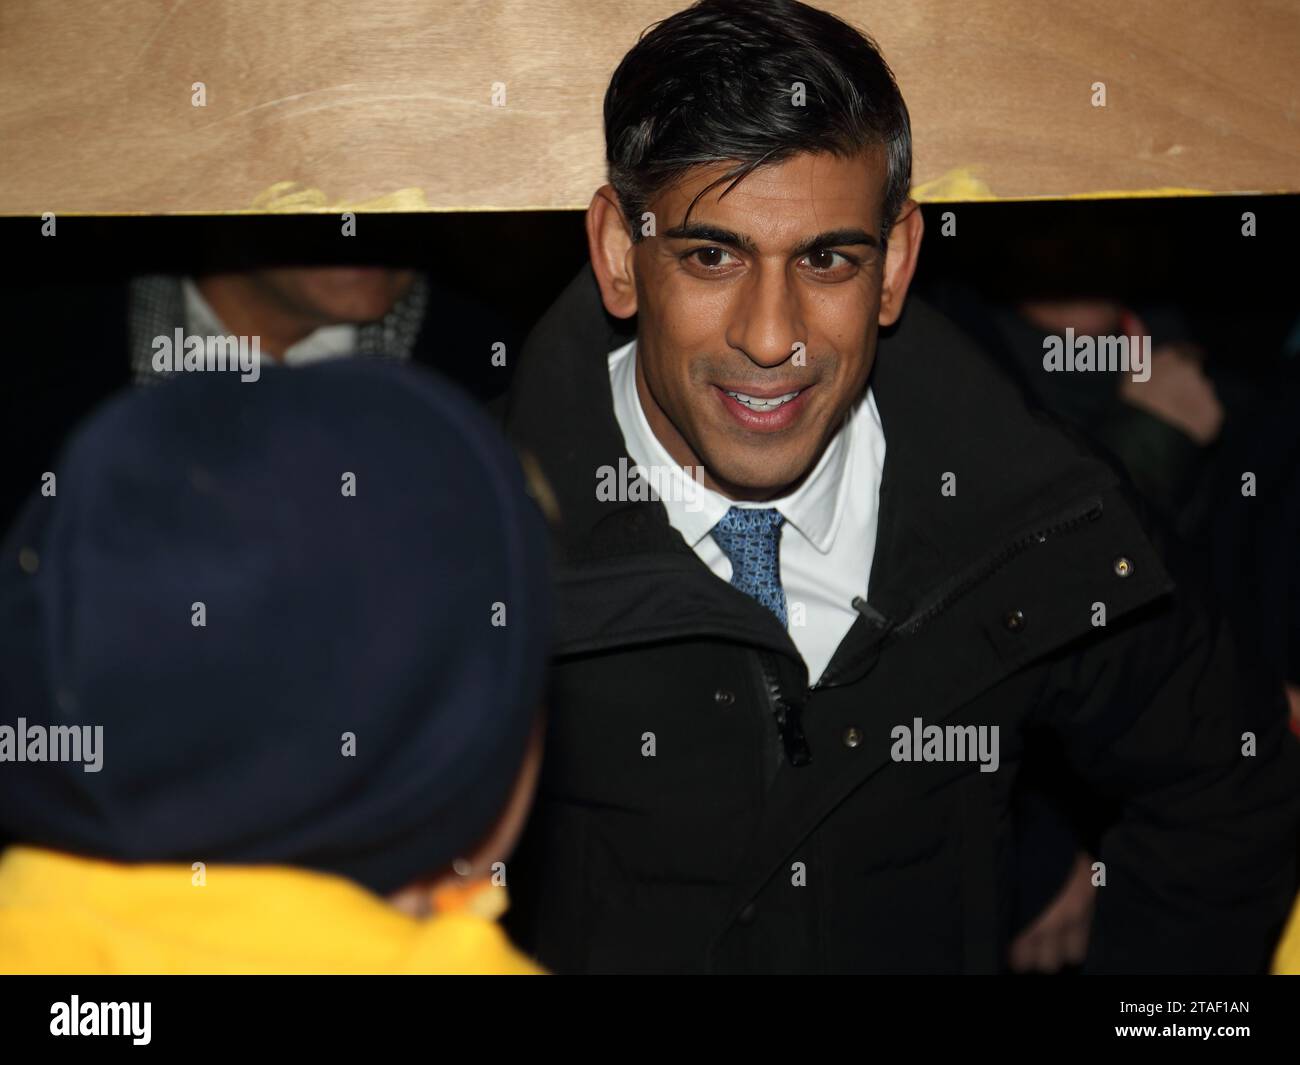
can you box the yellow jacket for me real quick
[1273,891,1300,974]
[0,846,543,975]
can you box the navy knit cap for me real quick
[0,360,551,895]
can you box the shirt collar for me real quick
[609,339,859,554]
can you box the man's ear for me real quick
[586,185,638,319]
[878,198,924,328]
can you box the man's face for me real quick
[630,151,890,500]
[252,267,416,326]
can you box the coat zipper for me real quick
[753,652,812,769]
[811,496,1104,690]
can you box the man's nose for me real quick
[726,266,806,369]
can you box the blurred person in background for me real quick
[2,254,519,534]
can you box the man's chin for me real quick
[702,453,816,502]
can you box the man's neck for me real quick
[194,274,321,361]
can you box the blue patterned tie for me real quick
[710,506,787,626]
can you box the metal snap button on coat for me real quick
[714,688,735,706]
[1113,556,1133,578]
[1003,609,1026,632]
[842,726,863,748]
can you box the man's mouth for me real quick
[721,388,804,412]
[714,383,813,432]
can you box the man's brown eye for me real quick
[809,250,841,270]
[694,248,725,267]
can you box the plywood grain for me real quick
[0,0,1295,215]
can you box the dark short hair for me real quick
[604,0,912,242]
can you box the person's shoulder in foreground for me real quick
[1273,892,1300,974]
[0,359,551,974]
[500,0,1300,974]
[0,848,541,975]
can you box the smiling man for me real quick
[501,0,1300,973]
[615,149,911,506]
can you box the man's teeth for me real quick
[724,389,801,412]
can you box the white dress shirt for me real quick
[608,339,886,684]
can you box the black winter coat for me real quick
[503,266,1300,974]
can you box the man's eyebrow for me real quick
[662,223,759,253]
[790,228,880,257]
[661,223,879,257]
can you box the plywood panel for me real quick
[0,0,1296,215]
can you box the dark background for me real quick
[1,193,1296,523]
[2,192,1295,389]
